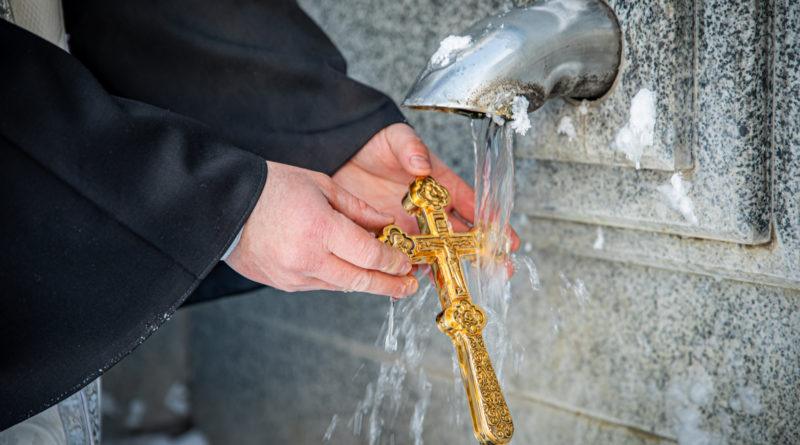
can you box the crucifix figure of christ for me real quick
[379,176,514,445]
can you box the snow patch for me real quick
[123,399,146,429]
[665,368,723,445]
[102,392,121,417]
[509,96,530,135]
[557,116,577,141]
[430,35,472,67]
[106,430,209,445]
[578,99,590,116]
[613,88,656,169]
[657,173,699,225]
[593,227,604,250]
[164,382,189,416]
[730,385,763,415]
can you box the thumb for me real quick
[386,123,432,176]
[320,180,393,230]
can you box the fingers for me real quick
[508,225,521,252]
[447,210,472,233]
[319,179,393,230]
[319,177,413,276]
[314,254,419,298]
[505,258,515,279]
[385,123,432,176]
[429,152,476,225]
[325,212,412,276]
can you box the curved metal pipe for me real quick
[402,0,621,118]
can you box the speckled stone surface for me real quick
[185,266,799,444]
[502,253,800,443]
[519,0,695,171]
[170,0,800,444]
[514,0,773,245]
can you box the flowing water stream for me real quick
[324,119,542,444]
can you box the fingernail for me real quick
[405,277,418,295]
[410,155,431,171]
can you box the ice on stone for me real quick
[490,112,506,126]
[636,333,652,357]
[557,116,577,141]
[613,88,656,169]
[430,35,472,67]
[658,173,699,225]
[509,96,531,135]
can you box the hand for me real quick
[225,161,418,298]
[333,123,473,234]
[333,123,520,249]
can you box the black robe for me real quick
[0,0,405,429]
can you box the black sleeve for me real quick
[62,0,408,303]
[63,0,407,175]
[1,0,407,428]
[0,20,266,429]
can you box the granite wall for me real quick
[106,1,800,444]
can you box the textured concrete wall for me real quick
[181,1,800,444]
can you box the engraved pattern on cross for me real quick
[378,176,513,445]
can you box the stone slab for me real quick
[187,291,685,444]
[503,250,800,443]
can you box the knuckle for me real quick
[315,174,336,193]
[354,197,371,215]
[358,240,385,268]
[302,216,332,249]
[305,214,328,236]
[349,272,373,292]
[282,247,322,275]
[393,282,408,298]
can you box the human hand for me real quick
[225,161,418,298]
[333,123,520,250]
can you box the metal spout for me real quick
[402,0,622,118]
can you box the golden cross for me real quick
[379,176,514,445]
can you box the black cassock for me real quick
[0,0,405,429]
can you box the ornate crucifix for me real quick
[379,176,514,445]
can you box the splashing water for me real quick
[467,119,517,385]
[410,371,432,445]
[323,414,339,442]
[384,299,398,353]
[333,118,542,444]
[344,283,439,445]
